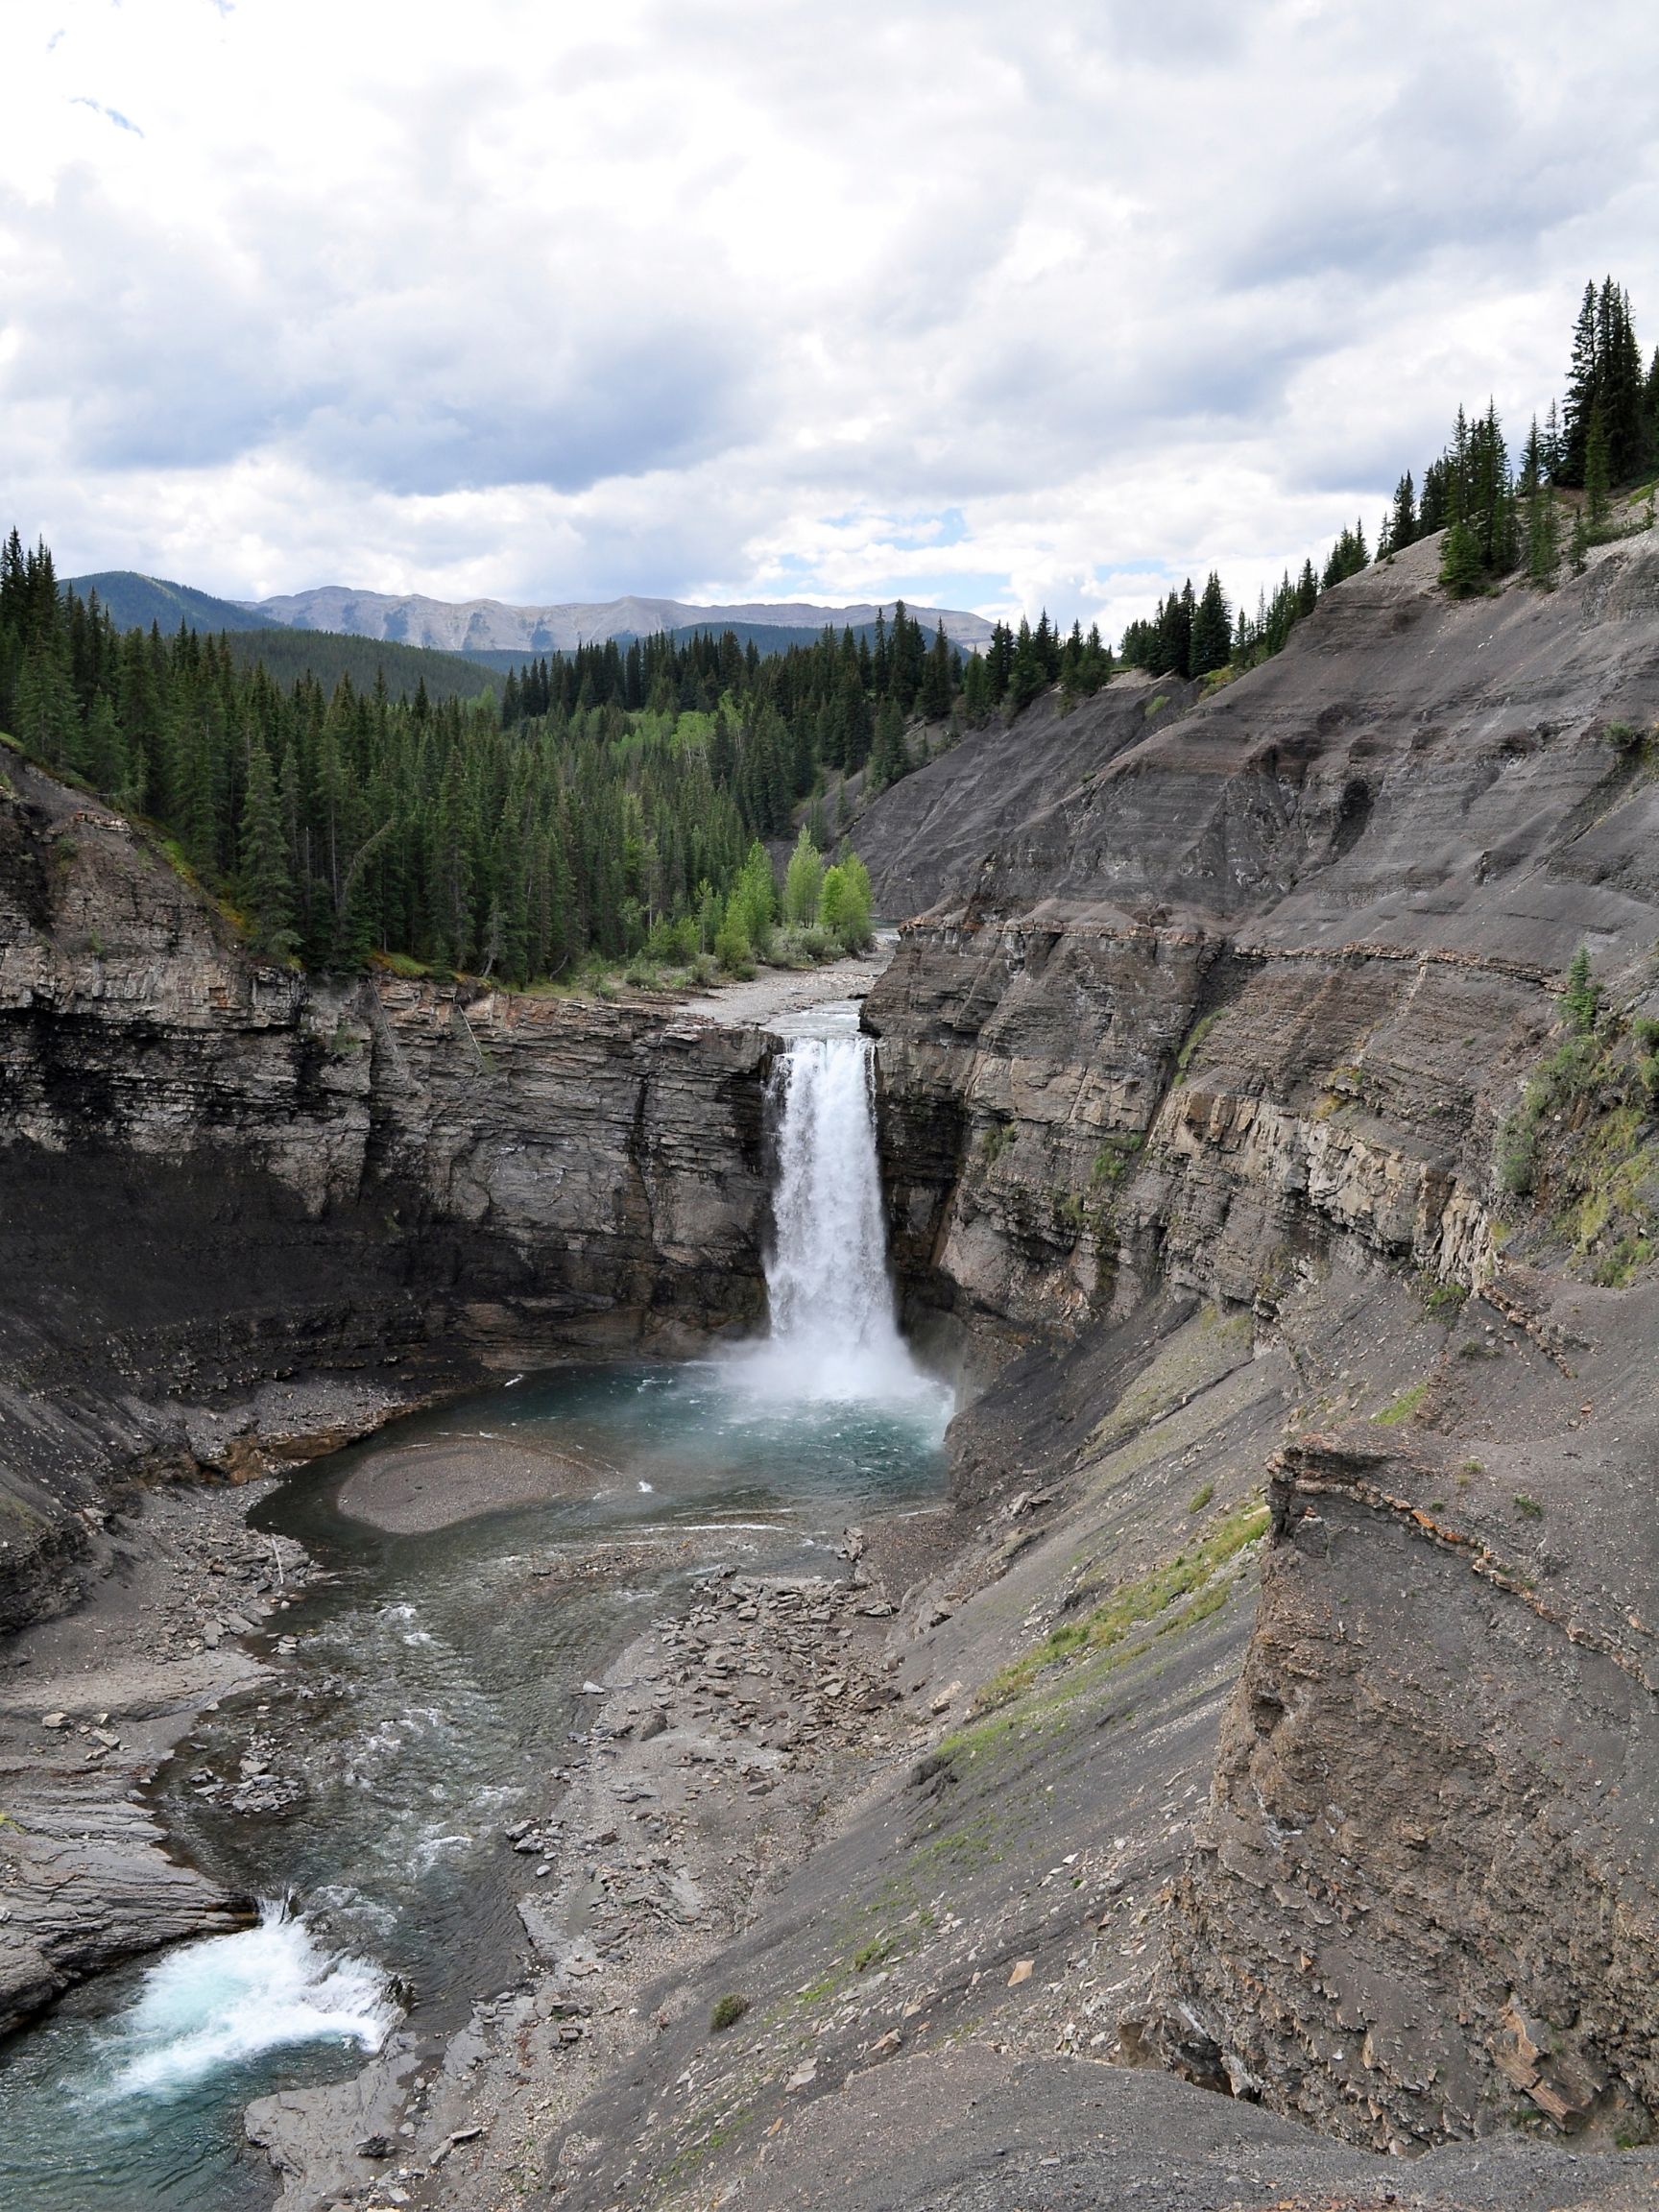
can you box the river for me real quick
[0,1019,953,2211]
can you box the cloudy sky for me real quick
[4,0,1658,635]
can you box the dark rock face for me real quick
[0,757,775,1633]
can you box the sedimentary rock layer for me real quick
[0,755,774,1633]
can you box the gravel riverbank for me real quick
[240,1505,967,2212]
[0,1481,313,2038]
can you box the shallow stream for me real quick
[0,1360,950,2210]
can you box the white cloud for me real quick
[2,0,1658,630]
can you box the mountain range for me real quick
[65,573,995,658]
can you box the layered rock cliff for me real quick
[0,753,775,1634]
[848,524,1659,2151]
[8,519,1659,2200]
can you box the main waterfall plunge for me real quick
[729,1032,945,1411]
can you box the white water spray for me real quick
[733,1032,942,1407]
[88,1902,397,2104]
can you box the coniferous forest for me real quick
[1119,275,1659,675]
[2,276,1655,990]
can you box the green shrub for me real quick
[646,912,698,964]
[709,1993,750,2032]
[713,914,755,976]
[1173,1009,1220,1078]
[819,851,874,952]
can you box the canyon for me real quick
[5,523,1659,2208]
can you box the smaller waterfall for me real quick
[734,1033,939,1406]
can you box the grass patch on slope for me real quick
[960,1495,1269,1727]
[1495,960,1659,1286]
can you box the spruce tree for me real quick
[1387,471,1416,553]
[961,651,991,723]
[1190,572,1232,676]
[1562,281,1599,486]
[1599,278,1646,482]
[869,697,907,787]
[1439,517,1484,598]
[1006,618,1046,711]
[1585,403,1611,528]
[920,621,953,719]
[238,733,295,957]
[1570,502,1590,575]
[1527,478,1561,588]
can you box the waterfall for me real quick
[733,1033,937,1406]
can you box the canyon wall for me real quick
[850,526,1659,2146]
[9,522,1659,2177]
[0,754,775,1632]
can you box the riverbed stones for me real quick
[0,1479,307,2036]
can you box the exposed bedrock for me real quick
[9,520,1659,2186]
[845,526,1659,2152]
[1170,1383,1659,2151]
[0,756,775,1634]
[867,529,1659,1356]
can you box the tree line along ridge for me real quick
[0,276,1648,992]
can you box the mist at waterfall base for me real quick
[0,1023,950,2210]
[725,1034,951,1418]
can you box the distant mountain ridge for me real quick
[64,573,996,660]
[241,586,996,655]
[63,571,283,636]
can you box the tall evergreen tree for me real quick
[1381,471,1416,555]
[1585,402,1611,526]
[1190,572,1232,676]
[238,733,295,957]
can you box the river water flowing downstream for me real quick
[0,1021,951,2211]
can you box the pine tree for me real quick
[1439,517,1484,598]
[1527,478,1561,588]
[1585,402,1611,527]
[869,696,908,788]
[1562,280,1600,487]
[709,704,735,785]
[920,621,953,719]
[1543,398,1563,484]
[1384,471,1416,555]
[1564,944,1600,1032]
[1569,502,1590,575]
[1076,623,1112,694]
[962,651,991,723]
[1006,618,1047,710]
[1190,572,1232,676]
[238,733,295,958]
[1599,278,1646,482]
